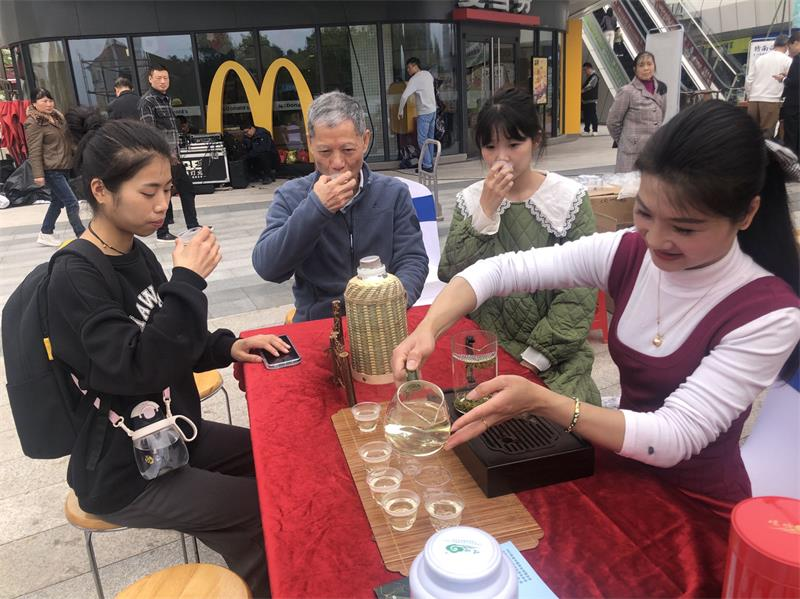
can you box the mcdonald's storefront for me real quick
[0,0,572,163]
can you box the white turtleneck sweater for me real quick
[458,229,800,468]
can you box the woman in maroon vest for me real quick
[393,100,800,514]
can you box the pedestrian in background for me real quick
[138,64,208,241]
[24,87,86,247]
[398,57,437,173]
[107,77,140,120]
[581,62,599,136]
[745,35,792,138]
[601,8,617,47]
[778,31,800,155]
[607,51,667,173]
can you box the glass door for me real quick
[464,34,517,156]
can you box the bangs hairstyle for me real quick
[474,87,544,153]
[74,120,172,212]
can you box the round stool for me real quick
[116,563,251,599]
[194,370,231,424]
[64,490,196,599]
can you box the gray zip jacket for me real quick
[252,165,429,321]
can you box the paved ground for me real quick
[0,131,796,598]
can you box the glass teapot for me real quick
[384,370,451,457]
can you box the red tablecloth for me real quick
[241,306,729,598]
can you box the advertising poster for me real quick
[532,57,547,105]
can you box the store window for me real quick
[69,38,134,112]
[1,48,14,100]
[197,31,259,131]
[11,45,28,99]
[320,25,385,160]
[259,28,319,159]
[28,40,76,108]
[132,35,202,132]
[382,23,460,159]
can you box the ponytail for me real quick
[738,156,799,293]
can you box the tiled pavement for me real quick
[0,132,795,598]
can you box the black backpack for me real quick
[2,239,124,459]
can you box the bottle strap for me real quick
[71,373,169,438]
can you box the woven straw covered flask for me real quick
[344,255,408,384]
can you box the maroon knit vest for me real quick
[607,232,799,509]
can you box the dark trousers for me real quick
[782,108,799,155]
[582,102,598,132]
[159,162,198,235]
[105,421,269,598]
[246,152,279,181]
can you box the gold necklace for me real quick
[653,270,719,347]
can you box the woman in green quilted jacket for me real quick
[439,88,600,405]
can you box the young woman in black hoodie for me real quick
[47,118,286,598]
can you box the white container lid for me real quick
[410,526,517,599]
[357,255,387,279]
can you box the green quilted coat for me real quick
[439,173,600,405]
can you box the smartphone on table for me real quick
[258,334,301,369]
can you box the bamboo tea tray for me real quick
[332,405,544,575]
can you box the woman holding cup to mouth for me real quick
[438,87,600,406]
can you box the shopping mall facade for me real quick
[0,0,581,163]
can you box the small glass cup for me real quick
[424,491,465,531]
[177,227,203,244]
[395,454,423,477]
[451,329,498,414]
[414,465,452,499]
[380,489,420,532]
[366,466,403,505]
[351,402,381,433]
[358,440,392,472]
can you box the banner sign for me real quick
[457,0,532,13]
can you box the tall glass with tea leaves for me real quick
[450,330,498,414]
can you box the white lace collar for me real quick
[456,171,586,238]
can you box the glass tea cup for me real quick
[381,488,421,532]
[414,465,452,498]
[451,329,498,414]
[358,440,392,472]
[384,372,450,457]
[177,227,203,244]
[424,491,465,531]
[366,466,403,505]
[351,402,381,433]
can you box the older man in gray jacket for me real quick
[252,92,428,322]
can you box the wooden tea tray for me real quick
[332,405,544,575]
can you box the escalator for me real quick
[581,11,631,96]
[611,0,745,99]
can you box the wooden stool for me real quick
[590,290,609,343]
[194,370,231,425]
[64,490,195,599]
[116,563,251,599]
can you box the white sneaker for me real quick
[37,232,61,247]
[581,132,591,137]
[591,131,598,136]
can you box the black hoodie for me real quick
[47,240,236,514]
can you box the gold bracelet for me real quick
[565,397,581,433]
